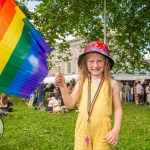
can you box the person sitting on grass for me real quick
[48,92,64,114]
[46,93,55,113]
[0,93,13,112]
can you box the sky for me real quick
[17,0,40,10]
[26,1,40,10]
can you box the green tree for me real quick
[22,0,150,73]
[107,0,150,73]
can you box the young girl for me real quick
[55,41,123,149]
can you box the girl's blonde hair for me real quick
[77,53,112,100]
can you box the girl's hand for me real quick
[105,129,119,146]
[55,73,65,87]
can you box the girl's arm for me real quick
[55,73,81,109]
[105,79,123,146]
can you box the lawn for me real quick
[0,96,150,150]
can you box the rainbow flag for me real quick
[0,0,52,98]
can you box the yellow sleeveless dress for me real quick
[74,78,112,150]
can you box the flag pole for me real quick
[104,0,107,44]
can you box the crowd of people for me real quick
[25,78,76,114]
[0,78,149,117]
[119,80,150,106]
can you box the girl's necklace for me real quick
[85,75,104,146]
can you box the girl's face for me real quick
[86,53,105,78]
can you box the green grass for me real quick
[0,97,150,150]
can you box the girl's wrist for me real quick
[112,127,121,133]
[59,85,68,91]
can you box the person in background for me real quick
[47,92,64,114]
[133,81,139,105]
[44,83,50,92]
[124,82,131,102]
[70,78,76,89]
[136,81,143,105]
[54,85,61,95]
[118,81,123,101]
[46,93,55,113]
[130,85,134,102]
[52,92,64,114]
[28,88,38,108]
[143,81,147,102]
[54,85,64,106]
[37,81,46,104]
[146,82,150,106]
[49,83,55,93]
[0,93,13,112]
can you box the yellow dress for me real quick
[74,78,112,150]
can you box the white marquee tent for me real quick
[44,73,150,84]
[113,73,150,81]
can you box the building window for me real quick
[66,62,71,74]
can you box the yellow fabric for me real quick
[75,78,112,150]
[0,7,25,74]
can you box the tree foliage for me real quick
[22,0,150,73]
[107,0,150,73]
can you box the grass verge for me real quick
[0,97,150,150]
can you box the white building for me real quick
[46,37,84,77]
[44,38,150,83]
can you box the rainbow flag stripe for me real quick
[0,0,52,98]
